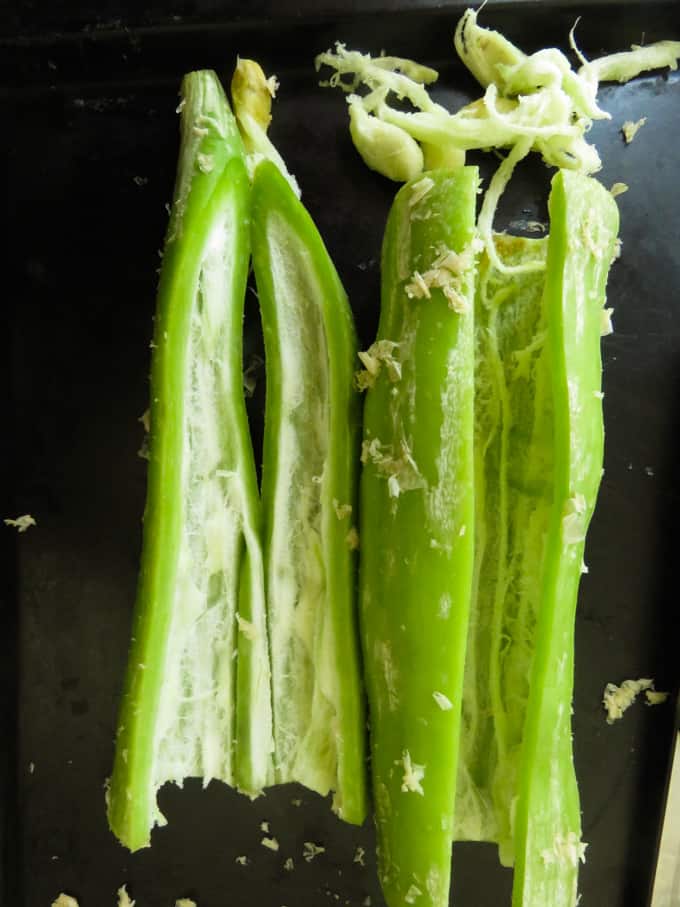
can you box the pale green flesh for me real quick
[455,234,551,864]
[149,187,271,812]
[455,172,619,907]
[263,212,342,795]
[153,216,242,788]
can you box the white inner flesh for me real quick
[150,200,249,815]
[265,212,339,793]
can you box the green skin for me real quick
[512,170,619,907]
[108,71,272,851]
[359,168,478,907]
[250,160,367,825]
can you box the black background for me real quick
[2,2,679,905]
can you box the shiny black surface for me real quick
[2,2,679,905]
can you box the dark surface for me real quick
[2,2,680,906]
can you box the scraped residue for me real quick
[408,176,435,207]
[404,883,423,904]
[51,896,79,907]
[603,677,668,723]
[432,691,453,711]
[303,841,326,862]
[401,750,425,795]
[540,831,587,867]
[117,886,135,907]
[404,239,481,314]
[361,436,424,499]
[356,339,402,390]
[621,117,646,143]
[51,887,198,907]
[4,514,36,532]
